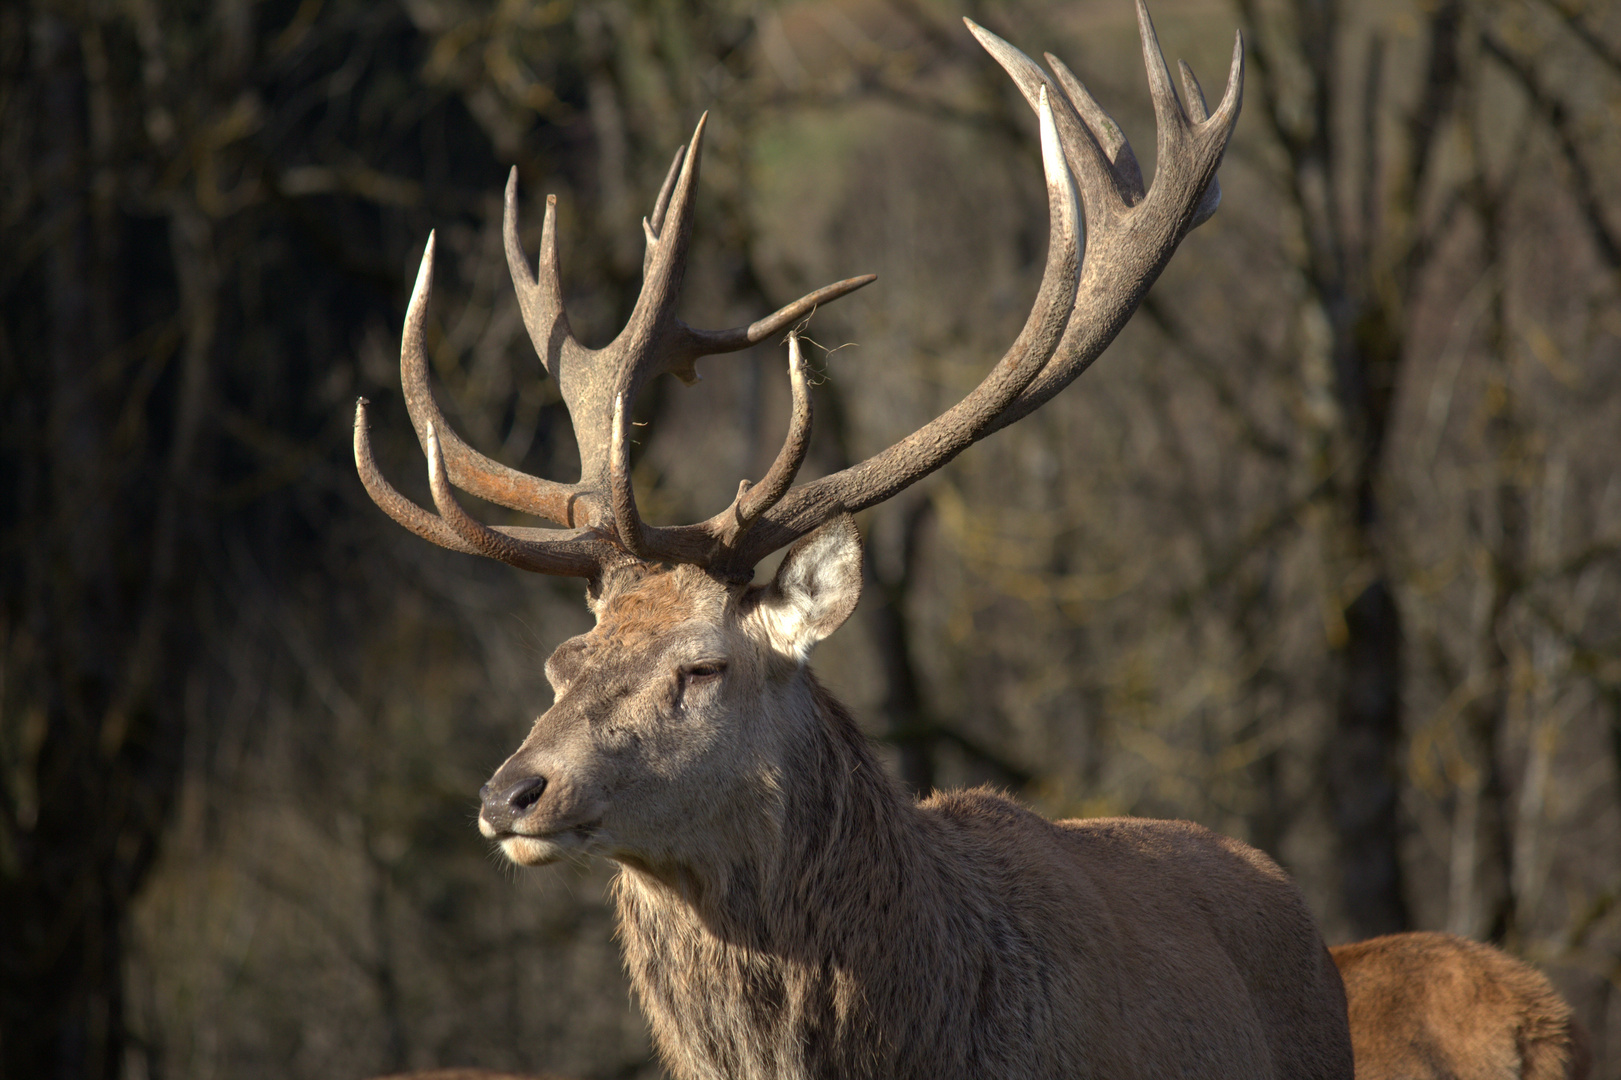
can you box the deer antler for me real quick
[968,0,1243,432]
[354,114,876,578]
[356,0,1242,583]
[716,0,1243,572]
[645,84,1083,578]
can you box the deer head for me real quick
[354,1,1242,880]
[474,520,865,876]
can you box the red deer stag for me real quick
[1333,932,1591,1080]
[354,4,1354,1078]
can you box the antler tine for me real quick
[423,424,619,577]
[599,329,816,578]
[966,20,1137,227]
[1214,35,1245,135]
[1134,0,1185,165]
[354,398,480,556]
[987,15,1242,434]
[586,121,711,562]
[675,275,878,360]
[402,232,582,525]
[1043,54,1147,207]
[505,169,576,378]
[646,144,686,249]
[354,400,613,575]
[731,331,814,530]
[610,113,710,401]
[1180,58,1210,124]
[1178,59,1222,226]
[1044,52,1147,203]
[723,85,1082,572]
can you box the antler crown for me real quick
[355,0,1242,583]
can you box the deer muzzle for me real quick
[478,774,547,835]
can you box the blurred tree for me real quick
[3,0,530,1074]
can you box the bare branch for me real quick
[1481,32,1621,271]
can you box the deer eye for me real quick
[680,661,727,686]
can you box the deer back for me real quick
[1333,932,1591,1080]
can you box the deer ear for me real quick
[754,514,863,661]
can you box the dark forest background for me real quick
[4,0,1620,1077]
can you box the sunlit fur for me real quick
[1334,932,1591,1080]
[478,521,1353,1080]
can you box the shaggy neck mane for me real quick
[612,672,963,1078]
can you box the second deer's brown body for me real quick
[1334,932,1590,1080]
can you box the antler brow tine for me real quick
[354,398,479,556]
[402,231,582,525]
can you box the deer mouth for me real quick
[488,820,602,866]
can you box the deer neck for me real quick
[611,670,936,1077]
[616,668,914,933]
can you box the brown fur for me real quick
[593,563,723,649]
[475,527,1353,1080]
[1332,932,1591,1080]
[616,682,1349,1078]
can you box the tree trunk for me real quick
[1,13,188,1078]
[1328,579,1410,937]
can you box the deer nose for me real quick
[479,775,547,832]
